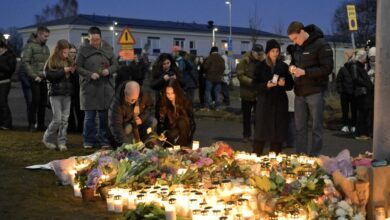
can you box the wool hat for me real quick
[252,44,264,53]
[265,39,281,54]
[210,46,219,53]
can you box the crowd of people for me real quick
[0,20,376,156]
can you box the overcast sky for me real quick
[0,0,342,34]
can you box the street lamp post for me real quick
[110,21,118,54]
[212,28,218,47]
[225,0,232,54]
[3,33,10,44]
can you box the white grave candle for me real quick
[73,184,81,197]
[165,205,176,220]
[106,194,115,211]
[114,195,123,213]
[192,141,199,150]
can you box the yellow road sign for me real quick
[118,26,136,44]
[346,5,358,31]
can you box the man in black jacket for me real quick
[108,81,157,147]
[287,21,333,156]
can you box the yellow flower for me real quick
[307,181,316,190]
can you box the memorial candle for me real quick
[192,141,200,150]
[73,184,81,197]
[114,195,123,213]
[165,204,176,220]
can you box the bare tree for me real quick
[273,18,285,36]
[35,0,78,24]
[332,0,376,47]
[248,0,262,45]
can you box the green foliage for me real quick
[115,160,133,185]
[123,203,165,220]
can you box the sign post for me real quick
[346,4,358,49]
[117,26,136,61]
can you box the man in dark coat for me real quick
[202,46,225,111]
[76,26,119,149]
[287,21,333,156]
[108,81,156,147]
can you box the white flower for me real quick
[337,216,348,220]
[336,208,348,216]
[324,178,333,185]
[337,201,354,217]
[299,176,308,187]
[352,213,365,220]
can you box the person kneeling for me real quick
[158,79,196,147]
[109,81,156,147]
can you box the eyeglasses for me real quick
[69,51,77,54]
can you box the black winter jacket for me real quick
[108,82,154,145]
[336,62,354,95]
[45,66,74,96]
[291,25,334,96]
[0,50,16,81]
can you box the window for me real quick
[173,38,185,48]
[134,37,142,49]
[189,40,196,49]
[147,37,160,55]
[241,41,250,54]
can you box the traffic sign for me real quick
[117,26,136,44]
[346,5,358,31]
[119,49,134,61]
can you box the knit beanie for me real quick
[265,39,281,54]
[210,46,219,54]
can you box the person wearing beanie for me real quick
[237,43,264,143]
[252,39,294,155]
[209,46,219,54]
[287,21,333,156]
[265,39,281,54]
[202,46,225,111]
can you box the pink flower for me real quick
[196,157,214,168]
[150,156,159,163]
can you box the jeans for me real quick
[204,80,221,109]
[43,96,71,145]
[30,81,48,129]
[83,110,109,146]
[0,82,12,128]
[241,99,256,138]
[295,92,324,156]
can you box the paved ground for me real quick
[8,82,372,157]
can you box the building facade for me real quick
[18,14,350,73]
